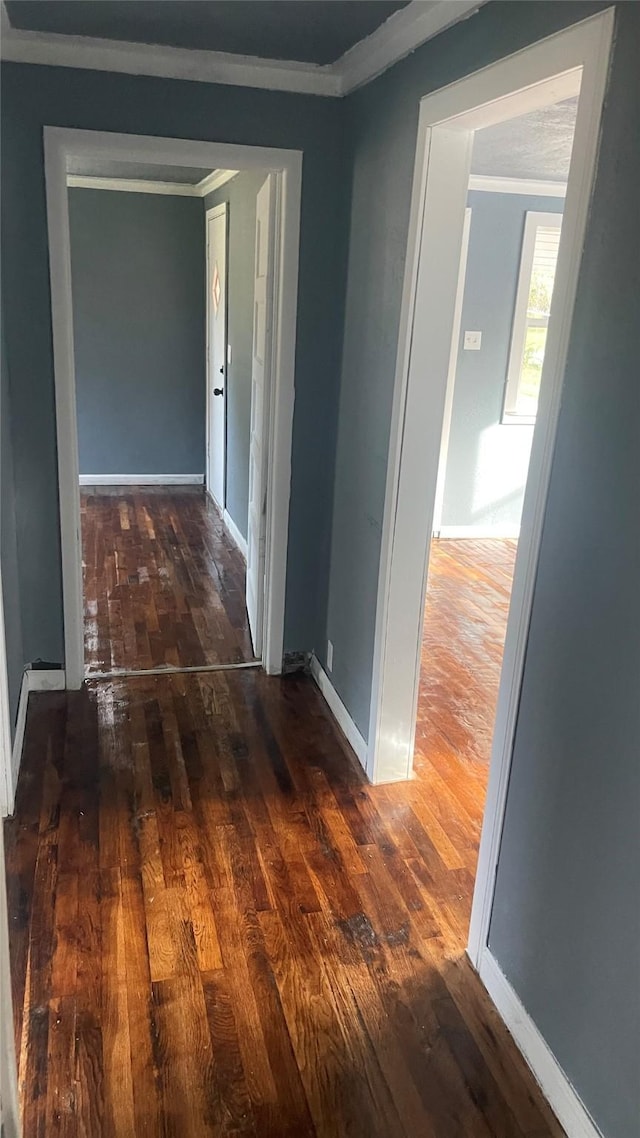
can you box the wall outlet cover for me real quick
[464,330,482,350]
[327,640,334,672]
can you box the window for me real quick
[503,211,562,423]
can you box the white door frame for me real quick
[431,204,472,535]
[205,202,228,510]
[366,9,614,974]
[44,128,302,686]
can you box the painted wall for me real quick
[441,190,564,533]
[0,64,348,668]
[68,188,205,477]
[2,10,638,1135]
[487,12,640,1136]
[203,170,267,540]
[325,4,639,1137]
[0,312,24,731]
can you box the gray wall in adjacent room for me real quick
[1,63,348,668]
[441,190,564,532]
[203,170,267,540]
[68,188,205,477]
[0,311,24,730]
[325,5,639,1137]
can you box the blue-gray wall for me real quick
[0,312,24,731]
[203,170,267,540]
[441,190,564,531]
[487,13,640,1136]
[324,4,639,1136]
[1,7,639,1134]
[0,63,348,669]
[69,188,205,477]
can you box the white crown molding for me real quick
[468,174,567,197]
[1,0,487,98]
[197,168,239,196]
[339,0,485,94]
[67,174,198,196]
[0,3,340,96]
[67,169,239,197]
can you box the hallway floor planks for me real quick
[4,536,563,1136]
[81,487,255,674]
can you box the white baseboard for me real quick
[9,668,66,811]
[477,949,601,1138]
[223,509,248,560]
[434,525,521,539]
[309,654,368,774]
[10,673,30,809]
[28,669,66,692]
[79,474,204,486]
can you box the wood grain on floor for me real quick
[81,487,255,674]
[5,537,560,1136]
[417,537,517,773]
[6,554,567,1136]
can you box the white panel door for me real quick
[246,176,276,658]
[206,205,227,509]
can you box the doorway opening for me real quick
[366,8,613,1000]
[414,96,575,907]
[68,160,273,675]
[45,130,302,688]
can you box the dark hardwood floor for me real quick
[82,487,255,674]
[5,536,562,1137]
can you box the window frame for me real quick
[503,210,563,424]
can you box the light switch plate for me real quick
[464,330,482,350]
[327,640,334,672]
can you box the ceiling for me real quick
[471,97,578,183]
[1,1,486,96]
[66,158,215,184]
[5,1,411,66]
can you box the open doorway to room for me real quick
[68,162,258,675]
[367,10,613,985]
[46,131,301,686]
[69,162,269,676]
[414,99,575,867]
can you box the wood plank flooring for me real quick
[4,536,564,1137]
[82,488,255,674]
[416,538,517,775]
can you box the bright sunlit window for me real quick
[503,211,562,423]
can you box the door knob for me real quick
[213,387,224,396]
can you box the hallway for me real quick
[0,7,633,1136]
[3,536,563,1137]
[82,488,255,674]
[5,668,562,1137]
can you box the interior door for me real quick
[206,205,227,509]
[246,175,277,658]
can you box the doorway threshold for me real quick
[85,660,262,682]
